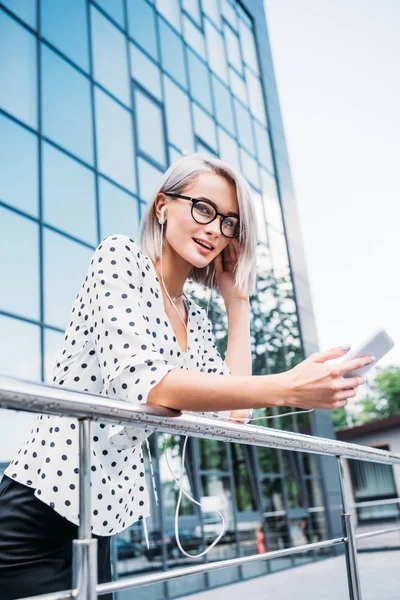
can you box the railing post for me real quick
[73,418,97,600]
[337,456,363,600]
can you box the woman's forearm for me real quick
[224,297,252,376]
[147,368,288,412]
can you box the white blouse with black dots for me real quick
[5,234,232,536]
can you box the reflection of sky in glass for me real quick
[204,19,228,84]
[182,15,206,60]
[42,142,97,245]
[0,10,37,128]
[159,18,187,89]
[193,104,217,151]
[182,0,201,25]
[0,207,40,320]
[254,120,274,174]
[94,87,136,192]
[44,328,65,384]
[41,44,94,165]
[41,0,89,72]
[130,43,162,101]
[240,149,260,189]
[1,0,36,28]
[234,99,255,155]
[224,23,242,75]
[163,76,194,153]
[95,0,124,27]
[99,177,140,242]
[212,76,235,134]
[137,157,163,204]
[135,90,166,166]
[260,169,284,233]
[187,49,213,114]
[218,128,240,172]
[43,229,93,329]
[156,0,181,33]
[0,114,38,217]
[91,5,130,105]
[127,0,158,61]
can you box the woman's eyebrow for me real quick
[196,196,239,218]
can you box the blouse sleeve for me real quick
[84,234,180,449]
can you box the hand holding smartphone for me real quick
[341,328,395,378]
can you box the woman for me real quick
[0,154,371,599]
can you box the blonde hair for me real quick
[140,153,258,296]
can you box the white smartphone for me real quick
[342,328,395,378]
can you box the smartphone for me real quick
[342,328,395,378]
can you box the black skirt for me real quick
[0,475,113,600]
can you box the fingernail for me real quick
[340,344,351,350]
[371,356,376,362]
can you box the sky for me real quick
[265,0,400,378]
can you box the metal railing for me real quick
[1,373,400,600]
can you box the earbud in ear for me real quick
[158,206,166,225]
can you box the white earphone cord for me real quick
[157,206,313,559]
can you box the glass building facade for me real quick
[0,0,341,597]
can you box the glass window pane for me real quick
[199,439,227,471]
[182,15,206,60]
[187,49,212,114]
[212,76,234,134]
[44,328,65,384]
[0,10,37,128]
[257,447,280,475]
[42,142,97,245]
[196,139,217,157]
[268,227,290,279]
[0,113,38,217]
[91,6,130,105]
[127,0,158,61]
[231,444,256,512]
[164,76,194,153]
[234,99,255,154]
[43,229,93,329]
[240,148,260,189]
[94,0,124,26]
[224,23,242,74]
[204,19,228,84]
[94,87,136,191]
[168,145,183,164]
[238,19,258,74]
[0,316,40,463]
[229,68,247,104]
[159,18,187,89]
[193,104,217,150]
[245,67,266,125]
[217,127,240,172]
[254,121,274,173]
[2,0,36,28]
[137,157,163,204]
[252,191,268,244]
[41,45,94,165]
[221,0,237,29]
[99,177,140,242]
[182,0,201,26]
[156,0,181,33]
[130,43,162,101]
[0,207,39,320]
[41,0,89,72]
[202,0,221,29]
[135,90,166,166]
[260,170,284,233]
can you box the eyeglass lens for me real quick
[192,201,239,238]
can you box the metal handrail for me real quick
[1,374,400,600]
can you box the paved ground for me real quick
[184,551,400,600]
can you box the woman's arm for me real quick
[224,297,253,422]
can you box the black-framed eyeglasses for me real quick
[164,193,240,238]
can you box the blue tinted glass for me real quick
[156,0,181,32]
[130,43,162,101]
[91,6,130,105]
[163,76,194,153]
[0,114,38,217]
[0,315,40,462]
[41,0,89,72]
[94,0,124,26]
[212,76,234,134]
[254,121,274,174]
[43,229,93,329]
[135,90,166,167]
[41,45,94,165]
[182,0,201,25]
[94,87,136,192]
[0,207,39,320]
[127,0,158,61]
[2,0,36,28]
[196,139,217,158]
[193,104,217,150]
[187,49,212,114]
[182,15,206,60]
[202,0,221,29]
[245,67,267,125]
[137,157,163,204]
[99,177,140,242]
[260,169,283,233]
[234,99,255,154]
[224,23,242,74]
[44,328,65,383]
[204,18,227,83]
[0,10,37,128]
[159,18,187,88]
[240,148,260,189]
[218,127,240,171]
[42,142,97,245]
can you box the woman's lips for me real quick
[193,239,213,254]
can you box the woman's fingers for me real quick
[333,355,374,377]
[335,375,365,389]
[313,345,351,363]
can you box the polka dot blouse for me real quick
[5,234,232,536]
